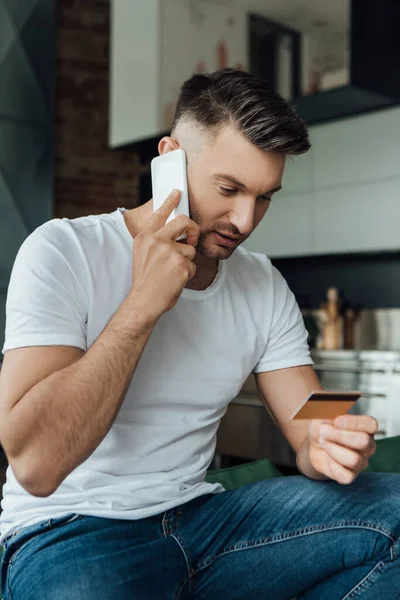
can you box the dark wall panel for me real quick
[0,0,55,352]
[274,252,400,310]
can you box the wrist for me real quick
[296,436,329,481]
[118,292,160,334]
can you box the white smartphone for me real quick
[151,149,190,240]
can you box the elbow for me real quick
[24,481,59,498]
[10,457,61,498]
[0,422,63,497]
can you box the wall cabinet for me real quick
[314,180,400,255]
[110,0,248,147]
[244,106,400,258]
[245,190,315,258]
[290,0,400,124]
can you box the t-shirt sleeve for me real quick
[253,265,313,373]
[2,221,89,354]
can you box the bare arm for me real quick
[0,191,200,496]
[255,365,329,480]
[0,296,157,497]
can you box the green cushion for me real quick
[205,457,283,490]
[364,435,400,473]
[205,435,400,490]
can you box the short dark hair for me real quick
[172,68,310,156]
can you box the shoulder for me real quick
[19,210,123,262]
[34,210,123,245]
[9,211,125,301]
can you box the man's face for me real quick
[186,126,285,261]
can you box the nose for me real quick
[229,196,256,236]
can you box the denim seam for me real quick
[389,538,398,561]
[7,573,13,600]
[162,515,170,537]
[196,520,397,572]
[176,579,190,600]
[171,533,192,600]
[341,560,385,599]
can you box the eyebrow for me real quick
[212,173,282,196]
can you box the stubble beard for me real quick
[197,230,239,261]
[190,206,231,261]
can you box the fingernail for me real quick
[171,189,180,196]
[319,436,326,445]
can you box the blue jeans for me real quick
[1,472,400,599]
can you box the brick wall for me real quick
[55,0,142,218]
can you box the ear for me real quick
[158,136,181,155]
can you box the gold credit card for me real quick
[291,390,362,420]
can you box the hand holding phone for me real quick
[151,149,190,240]
[130,190,200,319]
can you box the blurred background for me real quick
[0,0,400,476]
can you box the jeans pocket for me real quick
[6,513,82,566]
[47,513,83,529]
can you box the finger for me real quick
[309,419,334,444]
[146,190,181,232]
[319,425,376,456]
[319,439,366,472]
[159,214,200,244]
[326,455,359,485]
[176,238,197,257]
[186,230,201,248]
[176,242,196,261]
[334,414,379,435]
[185,259,197,280]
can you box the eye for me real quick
[219,186,237,196]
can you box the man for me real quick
[0,69,399,599]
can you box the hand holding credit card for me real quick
[291,390,361,420]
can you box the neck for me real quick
[186,251,219,291]
[122,202,219,291]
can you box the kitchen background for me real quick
[0,0,399,485]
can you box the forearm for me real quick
[296,436,329,481]
[7,293,157,495]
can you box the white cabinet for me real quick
[244,150,314,258]
[245,106,400,258]
[110,0,248,148]
[312,108,400,188]
[110,1,161,147]
[314,180,400,254]
[244,191,315,258]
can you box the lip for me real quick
[213,231,240,247]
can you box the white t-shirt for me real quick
[0,208,312,542]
